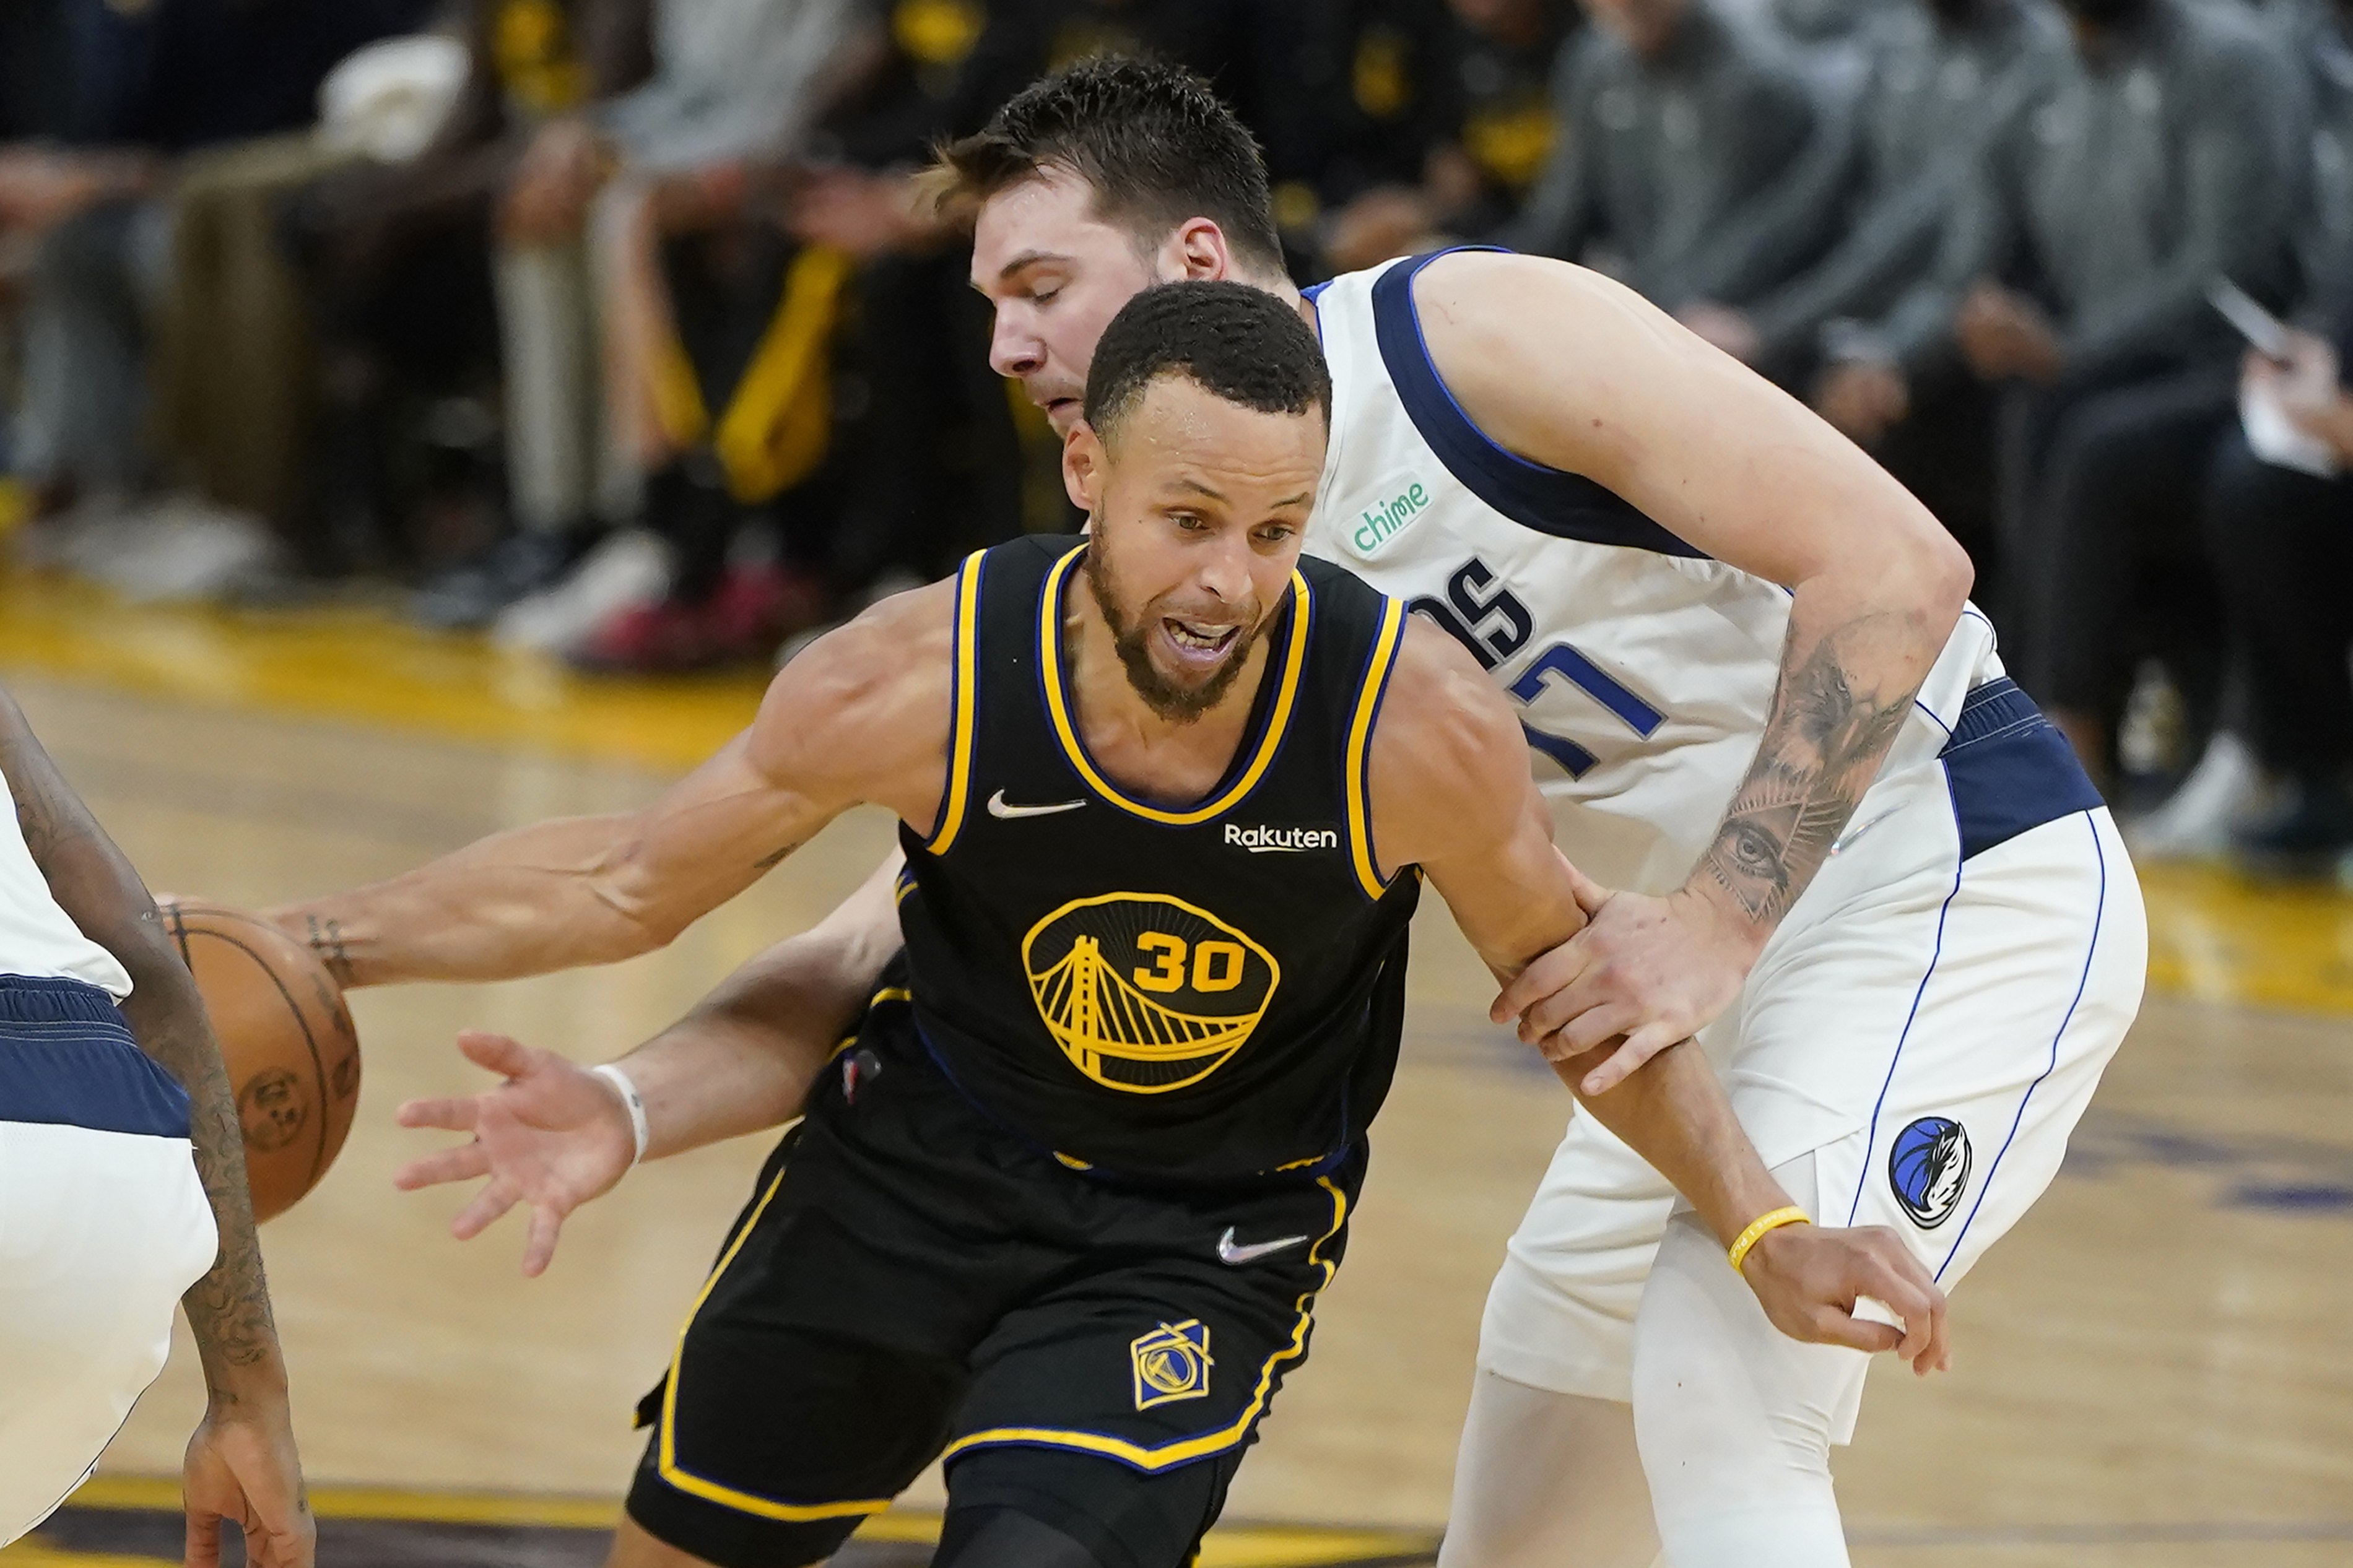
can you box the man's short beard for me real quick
[1082,539,1263,724]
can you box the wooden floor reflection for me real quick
[2,669,2346,1563]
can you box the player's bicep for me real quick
[1368,624,1583,972]
[0,685,159,958]
[1416,253,1940,590]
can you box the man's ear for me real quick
[1063,419,1108,513]
[1163,217,1235,282]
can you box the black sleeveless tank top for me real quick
[895,534,1424,1184]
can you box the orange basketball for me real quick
[158,898,362,1222]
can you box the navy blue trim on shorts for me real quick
[1936,679,2105,862]
[1368,249,1708,560]
[0,974,191,1138]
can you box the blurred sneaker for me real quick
[2232,778,2353,881]
[572,561,827,673]
[492,529,672,656]
[411,531,586,630]
[2126,732,2268,860]
[90,496,276,604]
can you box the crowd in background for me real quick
[2,0,2351,875]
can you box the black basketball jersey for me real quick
[895,534,1424,1184]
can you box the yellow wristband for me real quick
[1727,1206,1811,1273]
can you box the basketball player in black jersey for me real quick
[273,284,1944,1568]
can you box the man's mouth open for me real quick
[1160,616,1240,669]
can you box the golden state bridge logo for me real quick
[1021,893,1281,1094]
[1131,1320,1214,1410]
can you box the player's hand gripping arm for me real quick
[267,584,954,987]
[1417,252,1975,1084]
[1370,629,1949,1372]
[0,687,316,1568]
[389,852,906,1275]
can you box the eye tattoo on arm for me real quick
[1702,622,1916,927]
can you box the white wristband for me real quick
[592,1063,650,1167]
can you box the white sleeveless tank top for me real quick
[0,757,136,997]
[1302,252,2001,893]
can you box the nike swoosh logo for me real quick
[1216,1227,1311,1266]
[987,789,1087,820]
[1830,807,1902,857]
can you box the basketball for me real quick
[157,898,362,1223]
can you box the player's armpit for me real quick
[266,584,955,989]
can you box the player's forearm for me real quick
[620,853,905,1159]
[1686,555,1967,940]
[272,813,684,987]
[1554,1037,1790,1247]
[118,955,291,1405]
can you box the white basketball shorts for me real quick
[1480,679,2148,1427]
[0,974,217,1545]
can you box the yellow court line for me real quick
[0,571,766,774]
[46,1476,1439,1564]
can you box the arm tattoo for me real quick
[156,1002,282,1383]
[3,713,282,1387]
[303,913,356,987]
[1700,621,1918,927]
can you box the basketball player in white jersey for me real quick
[0,685,311,1565]
[578,59,2142,1567]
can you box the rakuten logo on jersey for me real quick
[1225,824,1340,853]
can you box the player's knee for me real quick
[939,1444,1236,1568]
[931,1505,1107,1568]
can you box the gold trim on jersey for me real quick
[657,1166,894,1522]
[1345,597,1409,900]
[1035,542,1311,826]
[923,550,988,855]
[939,1174,1349,1471]
[1021,891,1281,1094]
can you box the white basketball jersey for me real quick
[0,760,133,997]
[1303,253,2000,893]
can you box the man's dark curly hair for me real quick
[1083,281,1329,443]
[924,56,1285,272]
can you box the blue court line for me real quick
[1846,1520,2353,1545]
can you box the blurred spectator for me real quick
[2198,310,2353,874]
[1741,0,2069,570]
[1500,0,1854,329]
[1307,0,1579,277]
[475,0,866,657]
[307,0,656,609]
[1,0,430,589]
[1920,0,2302,783]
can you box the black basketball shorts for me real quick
[624,992,1367,1568]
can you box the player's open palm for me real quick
[1741,1222,1951,1376]
[394,1031,636,1276]
[181,1403,313,1567]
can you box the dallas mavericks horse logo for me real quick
[1889,1116,1972,1229]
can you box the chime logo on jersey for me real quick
[1889,1116,1972,1229]
[1346,475,1433,557]
[1131,1320,1214,1410]
[1022,893,1281,1094]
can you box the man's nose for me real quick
[1194,534,1255,609]
[990,312,1043,379]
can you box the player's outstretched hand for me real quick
[1740,1222,1951,1376]
[182,1395,313,1568]
[394,1031,637,1276]
[1492,863,1757,1095]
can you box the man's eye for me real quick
[1173,513,1208,531]
[1032,288,1059,306]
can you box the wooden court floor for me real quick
[0,580,2348,1566]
